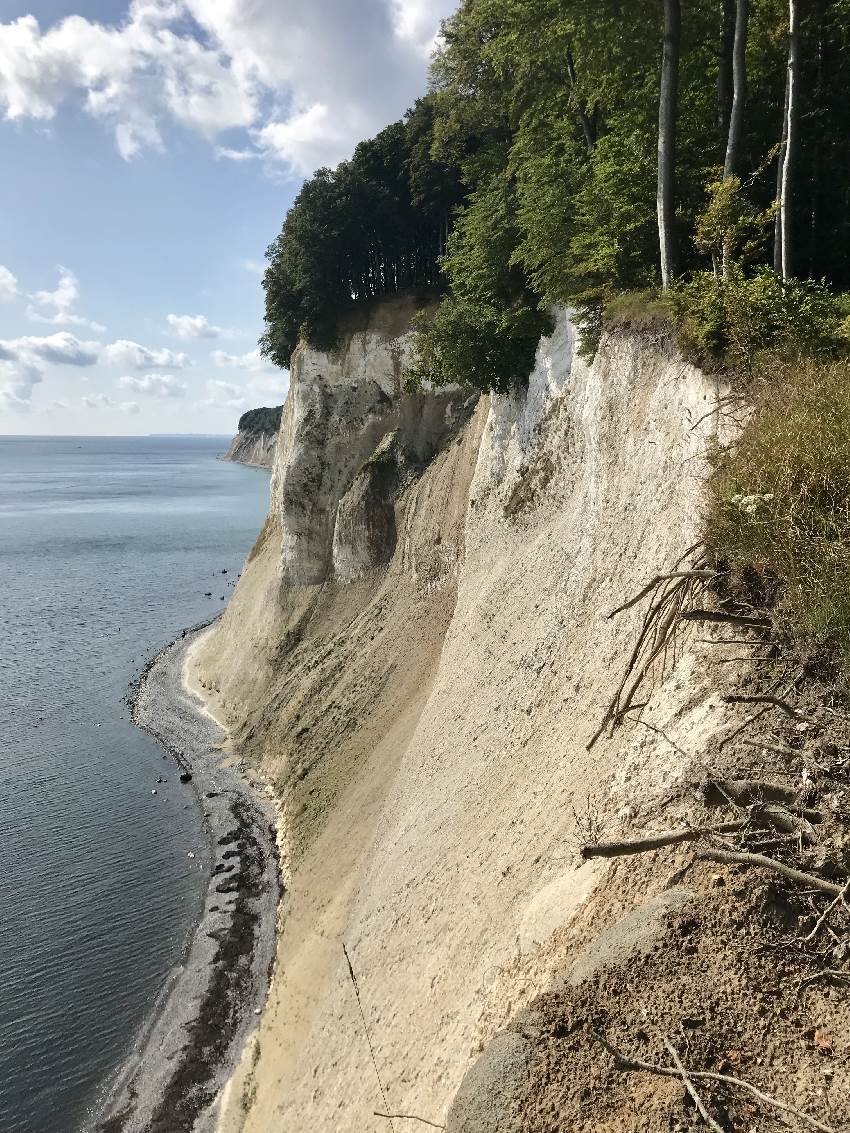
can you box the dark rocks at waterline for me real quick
[179,771,192,784]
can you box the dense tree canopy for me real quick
[261,0,850,389]
[237,405,283,435]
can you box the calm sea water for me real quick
[0,436,270,1133]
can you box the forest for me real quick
[261,0,850,392]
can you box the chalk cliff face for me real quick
[189,301,733,1132]
[222,429,278,468]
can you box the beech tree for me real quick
[777,0,801,279]
[657,0,681,288]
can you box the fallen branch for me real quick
[375,1115,444,1130]
[608,571,718,619]
[662,1037,724,1133]
[697,848,844,896]
[344,944,395,1133]
[636,719,690,758]
[679,609,770,631]
[582,821,746,859]
[595,1033,836,1133]
[739,737,799,757]
[721,693,808,721]
[805,879,850,942]
[797,969,850,992]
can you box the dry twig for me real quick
[375,1114,444,1129]
[595,1032,836,1133]
[662,1036,724,1133]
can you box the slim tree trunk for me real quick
[721,0,749,277]
[780,0,800,280]
[717,0,735,142]
[567,45,596,152]
[723,0,748,177]
[773,77,789,273]
[658,0,681,288]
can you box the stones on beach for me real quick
[151,788,157,795]
[179,771,192,784]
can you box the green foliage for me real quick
[673,268,849,372]
[260,101,463,368]
[237,406,283,435]
[708,358,850,669]
[694,175,768,271]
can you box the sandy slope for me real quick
[189,308,734,1131]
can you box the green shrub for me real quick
[407,296,552,393]
[707,358,850,669]
[672,269,848,373]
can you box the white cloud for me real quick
[118,371,187,397]
[0,2,459,172]
[26,266,105,332]
[0,358,42,413]
[82,392,117,409]
[103,339,191,369]
[211,346,270,371]
[166,312,222,340]
[199,377,247,410]
[0,331,102,367]
[239,258,265,276]
[48,399,69,410]
[121,400,141,414]
[0,265,18,301]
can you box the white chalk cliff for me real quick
[188,297,733,1132]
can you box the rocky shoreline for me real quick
[91,625,282,1133]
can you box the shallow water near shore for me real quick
[0,436,270,1133]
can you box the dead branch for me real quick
[582,821,747,859]
[595,1032,836,1133]
[636,719,690,758]
[679,609,771,630]
[375,1115,444,1130]
[697,848,844,896]
[797,969,850,992]
[739,737,800,757]
[344,944,395,1133]
[662,1037,724,1133]
[721,693,808,720]
[608,571,719,619]
[805,879,850,942]
[703,777,800,808]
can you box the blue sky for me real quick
[0,0,457,434]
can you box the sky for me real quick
[0,0,458,434]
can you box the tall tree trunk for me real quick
[658,0,681,288]
[780,0,800,280]
[723,0,749,177]
[721,0,749,277]
[773,77,789,273]
[717,0,735,142]
[567,45,596,152]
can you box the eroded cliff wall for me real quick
[189,303,732,1132]
[222,430,278,468]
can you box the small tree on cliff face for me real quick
[657,0,681,288]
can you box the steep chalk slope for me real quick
[190,305,729,1131]
[222,430,278,468]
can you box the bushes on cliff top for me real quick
[707,357,850,669]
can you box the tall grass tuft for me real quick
[707,357,850,670]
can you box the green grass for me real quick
[707,357,850,670]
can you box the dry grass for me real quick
[707,356,850,670]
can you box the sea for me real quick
[0,436,271,1133]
